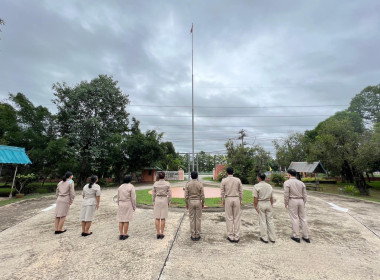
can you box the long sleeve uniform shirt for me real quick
[185,179,205,204]
[56,180,75,204]
[283,177,307,206]
[152,179,172,204]
[220,175,243,203]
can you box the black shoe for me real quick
[227,237,234,243]
[83,232,92,237]
[291,236,301,243]
[54,231,59,234]
[196,236,201,241]
[157,234,161,239]
[56,230,67,234]
[302,237,311,243]
[260,237,268,244]
[191,236,196,241]
[233,239,239,243]
[81,232,86,236]
[119,235,124,240]
[123,235,129,240]
[160,234,165,239]
[270,240,276,243]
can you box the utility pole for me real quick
[191,23,195,171]
[238,129,247,148]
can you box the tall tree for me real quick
[348,84,380,124]
[53,75,130,185]
[273,132,308,169]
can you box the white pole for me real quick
[9,165,18,198]
[191,23,195,172]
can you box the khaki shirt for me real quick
[152,179,172,204]
[82,183,101,206]
[185,180,205,204]
[284,177,307,206]
[221,175,243,202]
[56,180,75,204]
[252,181,273,201]
[117,183,136,211]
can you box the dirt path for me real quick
[0,183,379,280]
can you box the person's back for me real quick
[186,180,204,201]
[253,181,273,201]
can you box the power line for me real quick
[129,104,348,108]
[141,124,315,127]
[132,114,332,118]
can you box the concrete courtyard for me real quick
[0,182,379,280]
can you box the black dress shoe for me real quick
[119,235,124,240]
[123,235,129,240]
[196,236,201,241]
[54,231,59,234]
[270,240,276,243]
[83,232,92,237]
[160,234,165,239]
[302,237,311,243]
[233,239,239,243]
[227,237,234,243]
[81,232,86,236]
[260,237,269,244]
[56,230,67,234]
[291,236,301,243]
[191,236,196,241]
[157,234,161,239]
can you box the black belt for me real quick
[156,195,167,197]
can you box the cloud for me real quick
[1,0,379,155]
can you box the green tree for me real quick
[273,132,308,169]
[348,84,380,124]
[124,118,164,173]
[53,75,130,185]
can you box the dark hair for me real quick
[158,171,165,179]
[287,169,297,177]
[123,175,132,184]
[258,173,266,181]
[191,171,198,179]
[226,167,234,175]
[89,175,98,188]
[62,171,73,182]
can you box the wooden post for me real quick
[9,165,18,198]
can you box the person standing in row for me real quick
[80,175,101,237]
[185,171,205,241]
[253,173,276,243]
[221,167,243,243]
[117,175,136,240]
[284,168,310,243]
[152,171,172,239]
[55,171,75,234]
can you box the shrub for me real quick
[248,176,258,185]
[343,185,360,195]
[0,188,15,197]
[271,174,285,186]
[97,178,108,186]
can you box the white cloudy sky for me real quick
[1,0,380,155]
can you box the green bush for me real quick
[0,188,15,197]
[97,178,108,186]
[248,176,258,185]
[27,182,57,194]
[343,185,360,195]
[271,174,285,186]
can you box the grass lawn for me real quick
[0,193,56,207]
[311,183,380,203]
[202,177,214,181]
[136,188,253,208]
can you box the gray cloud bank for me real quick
[1,0,380,155]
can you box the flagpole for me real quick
[191,23,195,171]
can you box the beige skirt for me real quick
[55,196,70,217]
[154,196,168,219]
[80,205,97,221]
[117,201,134,222]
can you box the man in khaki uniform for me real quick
[185,171,205,241]
[284,168,310,243]
[253,173,276,243]
[221,167,243,243]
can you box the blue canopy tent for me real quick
[0,145,32,198]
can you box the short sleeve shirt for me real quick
[82,184,101,206]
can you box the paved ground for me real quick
[0,182,379,280]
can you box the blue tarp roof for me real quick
[0,145,32,165]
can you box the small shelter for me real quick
[141,167,162,182]
[0,145,32,198]
[288,161,326,182]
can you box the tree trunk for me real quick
[355,174,370,196]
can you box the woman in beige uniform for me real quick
[117,175,136,240]
[55,171,75,234]
[152,172,172,239]
[80,175,101,237]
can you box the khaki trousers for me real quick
[225,197,241,240]
[189,200,202,238]
[257,201,276,242]
[288,198,309,238]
